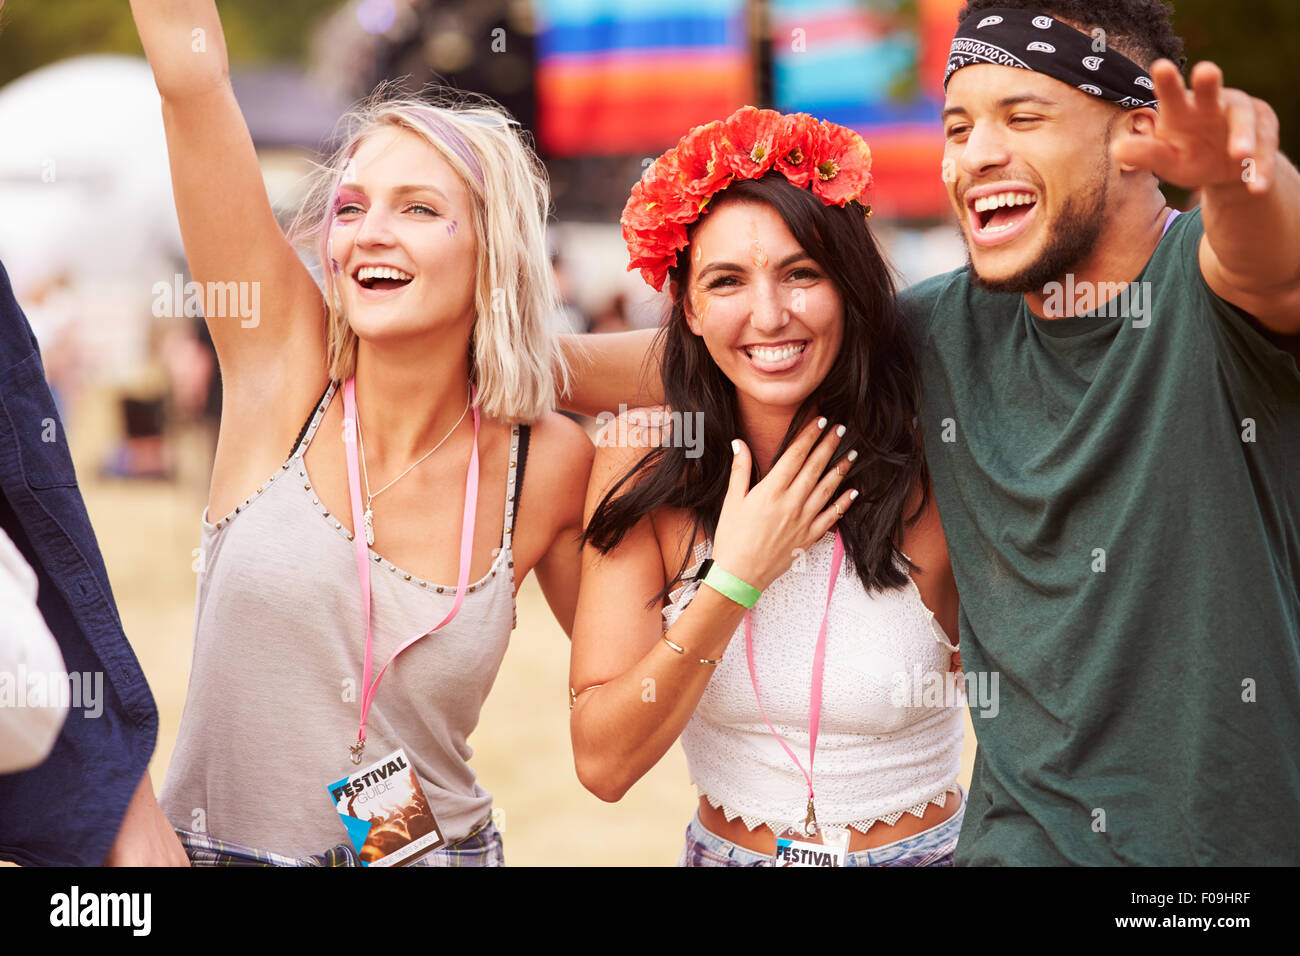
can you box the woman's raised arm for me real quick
[129,0,326,390]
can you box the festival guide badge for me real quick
[327,748,445,866]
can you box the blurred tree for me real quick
[0,0,344,86]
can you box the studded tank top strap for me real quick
[500,423,521,554]
[289,381,338,461]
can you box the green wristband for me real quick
[700,560,762,609]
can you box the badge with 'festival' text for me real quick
[774,822,849,867]
[327,747,444,866]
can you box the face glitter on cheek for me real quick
[446,220,458,238]
[689,286,713,326]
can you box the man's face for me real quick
[942,65,1120,293]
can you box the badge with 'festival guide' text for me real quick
[327,747,444,866]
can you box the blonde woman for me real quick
[132,1,591,865]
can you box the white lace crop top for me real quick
[663,531,965,835]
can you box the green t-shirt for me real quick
[901,209,1300,865]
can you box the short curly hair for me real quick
[955,0,1186,70]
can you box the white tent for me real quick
[0,55,183,377]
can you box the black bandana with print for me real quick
[944,8,1159,110]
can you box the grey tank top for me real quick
[160,381,527,856]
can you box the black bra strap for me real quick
[289,381,334,460]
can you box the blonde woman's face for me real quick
[329,126,478,346]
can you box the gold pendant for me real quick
[364,507,375,547]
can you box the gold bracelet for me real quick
[569,682,605,710]
[662,634,721,666]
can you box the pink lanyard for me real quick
[341,375,480,763]
[743,529,844,832]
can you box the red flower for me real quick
[626,224,687,291]
[809,120,873,206]
[719,106,784,180]
[672,120,733,199]
[620,107,875,291]
[773,113,822,188]
[622,175,691,237]
[621,186,689,292]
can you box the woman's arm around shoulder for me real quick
[517,411,595,638]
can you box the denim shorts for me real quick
[677,788,965,867]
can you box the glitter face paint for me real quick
[689,285,713,326]
[333,187,366,216]
[747,217,768,269]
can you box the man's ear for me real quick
[1114,107,1159,173]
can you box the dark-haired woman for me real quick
[569,109,965,867]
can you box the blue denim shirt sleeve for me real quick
[0,259,158,866]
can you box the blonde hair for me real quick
[291,88,568,423]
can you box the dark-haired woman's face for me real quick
[683,200,844,418]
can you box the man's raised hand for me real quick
[1112,59,1279,195]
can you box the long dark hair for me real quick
[584,172,928,601]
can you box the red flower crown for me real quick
[621,107,874,292]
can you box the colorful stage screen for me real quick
[536,0,753,156]
[772,0,963,218]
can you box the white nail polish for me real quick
[847,449,858,462]
[817,417,827,429]
[849,490,859,500]
[835,425,846,437]
[731,439,740,454]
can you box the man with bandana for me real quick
[564,0,1299,865]
[906,0,1299,866]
